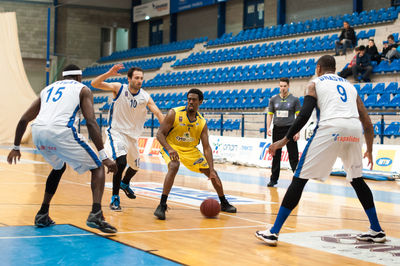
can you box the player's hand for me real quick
[7,149,21,164]
[293,133,300,142]
[168,148,179,161]
[267,129,272,137]
[103,158,118,173]
[268,138,289,156]
[363,150,373,170]
[107,64,124,76]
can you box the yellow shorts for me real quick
[160,147,209,173]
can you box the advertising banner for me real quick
[133,0,169,22]
[170,0,216,14]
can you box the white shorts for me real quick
[294,118,363,181]
[105,128,140,170]
[32,125,101,174]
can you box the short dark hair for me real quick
[63,64,81,79]
[127,66,143,78]
[343,21,349,24]
[358,45,366,51]
[388,34,394,41]
[187,88,203,102]
[316,55,336,72]
[354,46,361,51]
[279,77,289,85]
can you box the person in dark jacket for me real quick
[352,45,373,82]
[335,21,357,56]
[385,34,400,62]
[366,39,380,63]
[339,46,360,78]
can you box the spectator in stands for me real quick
[366,39,380,63]
[339,46,360,79]
[385,34,400,62]
[352,45,373,83]
[381,41,390,60]
[334,21,357,56]
[266,78,301,187]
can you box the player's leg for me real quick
[340,138,385,243]
[350,177,385,242]
[154,159,180,220]
[35,163,66,227]
[109,155,127,211]
[200,168,237,213]
[255,177,308,245]
[269,126,285,187]
[120,139,140,199]
[86,166,117,233]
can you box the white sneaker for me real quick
[255,229,279,246]
[356,229,386,243]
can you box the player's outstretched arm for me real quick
[7,98,41,164]
[200,124,215,173]
[156,109,178,161]
[357,95,374,169]
[80,86,117,173]
[147,97,164,124]
[90,64,124,96]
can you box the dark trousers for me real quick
[352,65,373,82]
[271,126,299,182]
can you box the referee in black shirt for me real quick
[266,78,301,187]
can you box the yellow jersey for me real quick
[166,106,206,151]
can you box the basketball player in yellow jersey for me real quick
[154,89,237,220]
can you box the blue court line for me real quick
[140,161,400,205]
[0,224,180,265]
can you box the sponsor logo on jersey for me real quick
[193,158,204,165]
[176,132,194,142]
[179,116,182,122]
[376,157,392,167]
[332,134,360,142]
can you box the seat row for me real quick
[83,56,176,77]
[363,93,400,109]
[144,59,316,88]
[94,96,109,104]
[98,37,207,63]
[374,122,400,138]
[207,119,241,131]
[354,82,399,95]
[207,7,398,47]
[174,32,375,67]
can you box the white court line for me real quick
[0,224,264,240]
[4,167,295,231]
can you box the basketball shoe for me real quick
[356,229,386,243]
[86,210,117,233]
[110,195,122,211]
[221,202,237,213]
[120,182,136,199]
[255,229,279,246]
[154,203,168,220]
[34,212,55,227]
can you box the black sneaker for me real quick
[109,195,122,211]
[34,212,55,227]
[267,180,277,187]
[154,203,168,220]
[356,229,386,243]
[86,210,117,233]
[221,202,237,213]
[255,229,279,246]
[120,182,136,199]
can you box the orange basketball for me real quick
[200,198,220,218]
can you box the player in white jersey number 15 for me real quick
[91,64,164,211]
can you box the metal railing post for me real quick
[241,113,245,137]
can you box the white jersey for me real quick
[33,80,85,127]
[312,74,359,123]
[107,85,150,138]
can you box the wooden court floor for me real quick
[1,146,400,265]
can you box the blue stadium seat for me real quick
[384,122,400,138]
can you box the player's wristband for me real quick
[99,149,108,161]
[13,145,20,151]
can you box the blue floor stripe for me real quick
[140,161,400,205]
[0,225,179,265]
